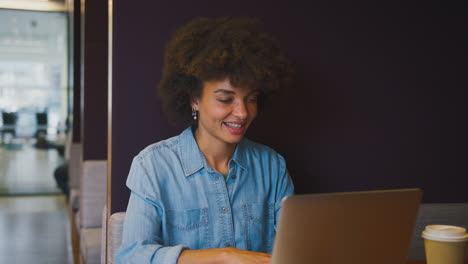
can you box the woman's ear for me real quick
[190,98,199,110]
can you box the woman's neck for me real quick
[194,129,236,174]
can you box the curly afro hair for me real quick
[158,17,294,125]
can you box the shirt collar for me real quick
[179,126,249,177]
[179,127,204,176]
[231,138,249,171]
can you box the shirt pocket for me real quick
[165,207,210,249]
[242,203,275,253]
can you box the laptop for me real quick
[271,188,422,264]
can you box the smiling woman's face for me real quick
[191,78,258,146]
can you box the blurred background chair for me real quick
[1,111,18,144]
[35,111,48,139]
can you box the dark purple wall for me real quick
[81,0,108,160]
[110,0,468,213]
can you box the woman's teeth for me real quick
[225,122,242,129]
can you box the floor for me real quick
[0,136,71,263]
[0,195,72,264]
[0,138,63,195]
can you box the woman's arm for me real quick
[178,247,271,264]
[274,159,295,231]
[116,191,187,263]
[118,192,271,264]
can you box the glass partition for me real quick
[0,9,67,138]
[0,8,68,194]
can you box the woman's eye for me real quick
[217,98,233,103]
[247,97,258,103]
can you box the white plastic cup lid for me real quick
[422,225,468,242]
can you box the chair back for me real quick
[101,206,107,264]
[36,112,48,125]
[2,112,18,125]
[107,212,125,264]
[80,160,107,228]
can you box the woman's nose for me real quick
[233,102,248,119]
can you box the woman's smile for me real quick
[223,121,247,134]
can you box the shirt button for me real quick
[231,175,236,179]
[226,242,232,247]
[223,207,227,213]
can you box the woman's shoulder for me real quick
[242,138,286,162]
[126,133,184,198]
[135,134,181,161]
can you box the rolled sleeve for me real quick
[116,191,188,264]
[274,160,294,231]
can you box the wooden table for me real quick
[408,260,468,264]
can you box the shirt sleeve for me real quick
[116,158,188,264]
[274,159,294,231]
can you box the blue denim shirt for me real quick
[116,127,294,264]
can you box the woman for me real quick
[117,17,294,264]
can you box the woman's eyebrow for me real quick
[214,89,235,94]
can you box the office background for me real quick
[97,0,468,213]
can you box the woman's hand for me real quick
[220,247,271,264]
[178,247,272,264]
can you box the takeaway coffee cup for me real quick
[422,225,468,264]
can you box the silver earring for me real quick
[191,108,198,120]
